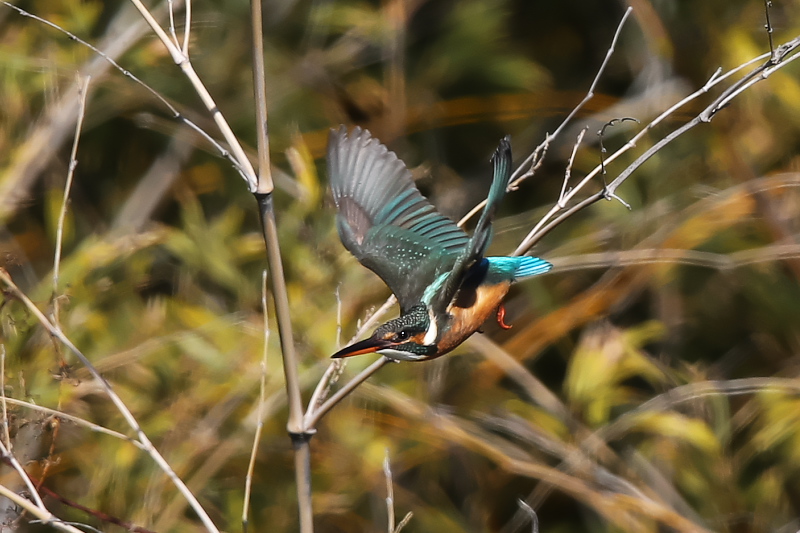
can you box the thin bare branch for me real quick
[1,397,141,447]
[0,347,9,451]
[384,450,395,533]
[764,0,774,55]
[0,347,47,512]
[0,3,168,113]
[384,449,413,533]
[167,0,180,48]
[560,128,587,208]
[243,270,270,533]
[517,499,539,533]
[304,287,346,419]
[394,512,413,533]
[548,243,800,272]
[53,75,90,324]
[182,0,191,55]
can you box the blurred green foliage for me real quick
[1,0,800,532]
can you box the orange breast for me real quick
[437,281,512,354]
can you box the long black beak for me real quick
[331,337,393,359]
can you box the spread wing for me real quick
[431,136,512,313]
[327,126,470,313]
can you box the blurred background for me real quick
[1,0,800,531]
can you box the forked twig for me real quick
[597,117,639,186]
[514,34,800,255]
[512,7,634,187]
[127,0,257,189]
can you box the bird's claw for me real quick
[496,305,512,330]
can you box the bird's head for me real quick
[331,305,439,362]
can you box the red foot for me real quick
[496,305,512,330]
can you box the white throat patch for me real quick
[423,307,438,346]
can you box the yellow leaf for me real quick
[628,412,721,455]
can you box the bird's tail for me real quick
[514,256,552,279]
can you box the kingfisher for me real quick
[328,126,551,361]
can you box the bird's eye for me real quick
[395,330,409,341]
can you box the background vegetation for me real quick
[1,0,800,531]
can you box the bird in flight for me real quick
[327,126,551,361]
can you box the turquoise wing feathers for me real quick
[327,126,469,312]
